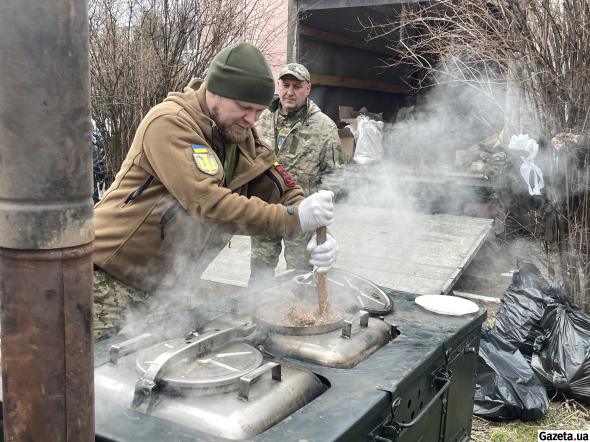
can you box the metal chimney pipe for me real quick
[0,0,95,439]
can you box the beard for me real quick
[210,104,250,144]
[218,123,249,144]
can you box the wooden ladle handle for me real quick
[316,226,329,316]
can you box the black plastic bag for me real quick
[494,258,560,362]
[474,325,549,421]
[531,302,590,402]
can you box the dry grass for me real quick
[470,299,590,440]
[472,399,590,441]
[480,300,500,328]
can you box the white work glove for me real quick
[307,233,339,273]
[297,190,334,232]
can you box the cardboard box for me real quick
[341,118,358,130]
[339,106,383,122]
[454,149,481,166]
[339,106,354,120]
[338,127,355,163]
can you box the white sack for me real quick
[353,115,384,165]
[507,134,544,196]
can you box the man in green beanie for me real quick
[92,42,339,342]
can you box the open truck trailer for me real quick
[287,0,505,229]
[0,0,491,440]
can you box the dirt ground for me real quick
[452,233,548,299]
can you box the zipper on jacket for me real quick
[212,126,225,156]
[209,127,220,156]
[212,126,230,186]
[264,170,284,198]
[123,176,154,205]
[159,200,183,239]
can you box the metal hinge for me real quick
[429,338,454,390]
[430,364,453,390]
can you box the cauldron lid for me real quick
[293,269,393,315]
[136,338,263,392]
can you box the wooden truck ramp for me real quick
[202,204,493,296]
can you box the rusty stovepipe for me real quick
[0,0,95,439]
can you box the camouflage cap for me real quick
[279,63,310,83]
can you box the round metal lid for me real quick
[136,338,263,393]
[293,269,393,314]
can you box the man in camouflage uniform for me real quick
[250,63,345,285]
[93,268,176,341]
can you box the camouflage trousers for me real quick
[249,234,313,286]
[93,269,177,342]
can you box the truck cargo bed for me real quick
[201,204,492,296]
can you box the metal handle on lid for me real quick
[342,310,369,339]
[143,325,256,384]
[132,324,256,409]
[237,362,281,402]
[231,290,261,315]
[109,333,155,366]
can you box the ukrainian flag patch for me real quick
[192,145,208,154]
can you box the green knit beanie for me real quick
[205,42,275,106]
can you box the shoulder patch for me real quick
[193,153,219,175]
[273,162,296,187]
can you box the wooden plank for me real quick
[287,0,300,63]
[310,73,413,95]
[301,25,398,57]
[201,204,493,296]
[200,235,264,287]
[327,206,493,294]
[440,224,492,295]
[344,163,491,187]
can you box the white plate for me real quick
[415,295,479,316]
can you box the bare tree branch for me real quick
[89,0,287,182]
[359,0,590,308]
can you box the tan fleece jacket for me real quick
[93,79,304,295]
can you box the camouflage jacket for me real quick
[255,97,345,197]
